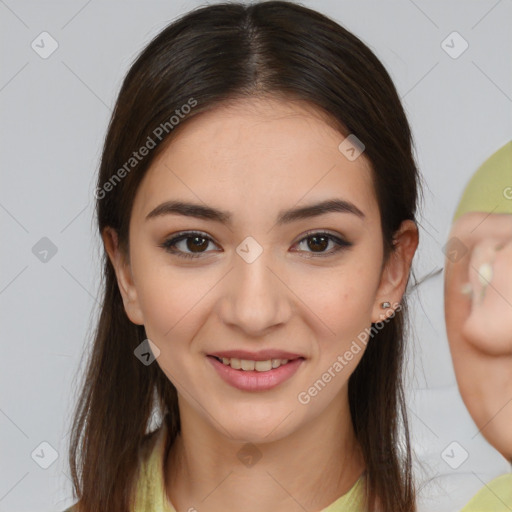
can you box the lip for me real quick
[207,355,304,391]
[207,349,304,360]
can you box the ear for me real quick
[371,219,419,323]
[102,226,145,325]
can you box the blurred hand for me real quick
[444,212,512,462]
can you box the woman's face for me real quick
[105,96,416,442]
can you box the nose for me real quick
[216,248,293,336]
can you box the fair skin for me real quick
[444,211,512,462]
[103,96,418,512]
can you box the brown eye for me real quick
[293,231,352,257]
[160,231,218,259]
[306,234,329,252]
[185,235,209,253]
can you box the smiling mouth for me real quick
[209,355,304,372]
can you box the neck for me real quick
[165,390,365,512]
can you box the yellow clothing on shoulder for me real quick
[460,473,512,512]
[133,422,367,511]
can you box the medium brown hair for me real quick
[68,2,420,510]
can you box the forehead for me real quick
[133,96,378,225]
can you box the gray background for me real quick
[1,0,511,511]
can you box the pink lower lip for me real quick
[207,356,304,391]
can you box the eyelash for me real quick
[159,230,352,260]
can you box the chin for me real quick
[214,407,298,444]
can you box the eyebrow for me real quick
[145,198,365,225]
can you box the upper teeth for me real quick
[220,357,289,371]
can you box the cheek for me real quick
[293,254,380,339]
[134,266,213,389]
[130,247,209,345]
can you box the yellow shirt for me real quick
[62,424,512,511]
[133,422,367,511]
[459,473,512,512]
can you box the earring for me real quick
[381,301,391,309]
